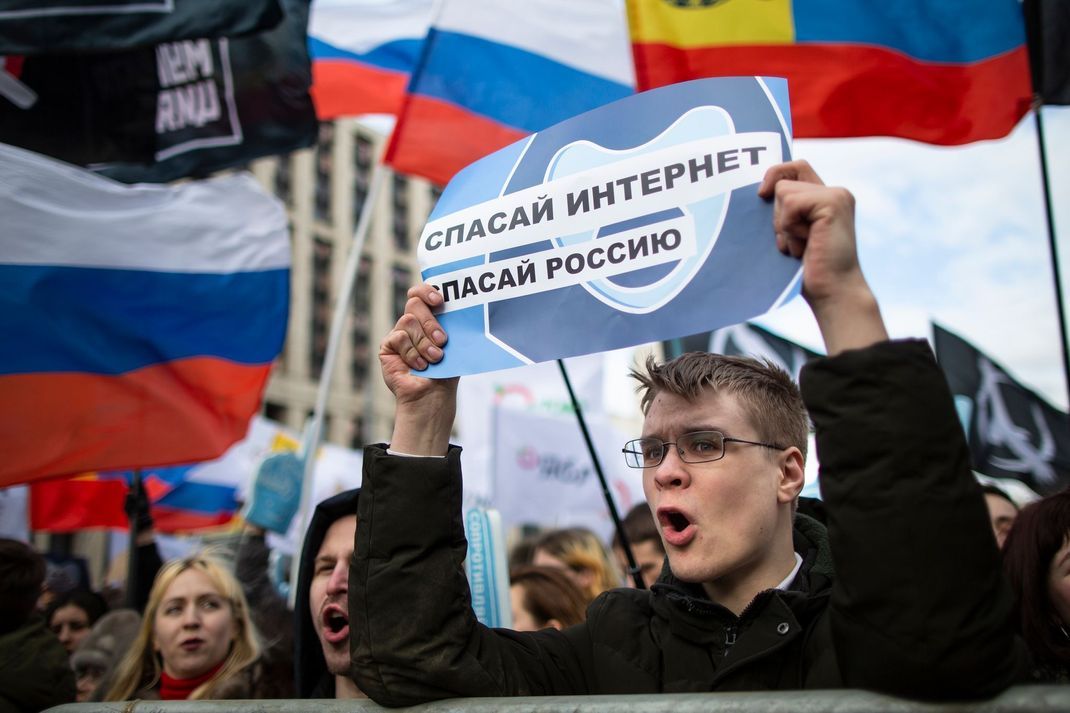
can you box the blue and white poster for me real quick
[420,76,799,377]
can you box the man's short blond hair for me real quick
[631,351,809,461]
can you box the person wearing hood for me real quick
[294,488,364,698]
[70,609,141,702]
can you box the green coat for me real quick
[350,340,1028,706]
[0,615,76,713]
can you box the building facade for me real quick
[252,119,439,449]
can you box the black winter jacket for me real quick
[350,340,1028,705]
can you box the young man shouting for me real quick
[349,161,1025,704]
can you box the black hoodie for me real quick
[293,488,360,698]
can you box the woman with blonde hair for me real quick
[105,554,271,701]
[532,527,622,604]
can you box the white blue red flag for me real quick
[0,142,291,487]
[385,0,634,186]
[309,0,433,120]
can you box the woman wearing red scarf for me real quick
[105,554,269,701]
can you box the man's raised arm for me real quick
[757,159,888,355]
[350,285,588,706]
[762,161,1027,698]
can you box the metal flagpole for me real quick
[1033,106,1070,409]
[1022,0,1070,408]
[287,149,391,605]
[556,359,644,589]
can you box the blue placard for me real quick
[419,77,800,377]
[464,508,511,629]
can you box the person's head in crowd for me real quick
[628,352,807,612]
[611,503,665,589]
[509,565,588,632]
[981,483,1019,550]
[37,559,83,612]
[106,554,259,701]
[1002,487,1070,678]
[0,537,47,634]
[508,533,539,572]
[46,589,108,655]
[0,539,78,710]
[70,609,140,702]
[532,527,621,602]
[294,488,364,698]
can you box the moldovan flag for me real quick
[0,142,290,487]
[628,0,1033,145]
[309,0,433,119]
[385,0,634,186]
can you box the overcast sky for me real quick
[756,106,1070,410]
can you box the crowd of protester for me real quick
[4,161,1070,711]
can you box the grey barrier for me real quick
[45,687,1070,713]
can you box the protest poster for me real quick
[417,76,798,377]
[491,407,643,543]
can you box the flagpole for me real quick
[556,359,644,589]
[288,153,390,605]
[1033,106,1070,408]
[125,469,142,609]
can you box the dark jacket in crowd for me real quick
[294,488,361,698]
[349,340,1029,706]
[235,532,296,698]
[0,614,76,713]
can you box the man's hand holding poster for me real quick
[420,77,799,377]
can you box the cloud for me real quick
[781,107,1070,409]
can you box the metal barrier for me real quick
[45,687,1070,713]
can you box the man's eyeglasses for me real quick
[622,430,786,469]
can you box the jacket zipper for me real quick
[723,624,738,657]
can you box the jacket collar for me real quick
[649,512,834,631]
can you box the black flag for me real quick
[933,323,1070,495]
[1023,0,1070,105]
[0,0,282,54]
[665,322,821,383]
[0,0,315,180]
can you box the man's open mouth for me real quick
[321,606,350,643]
[327,612,348,633]
[657,508,696,547]
[659,508,691,533]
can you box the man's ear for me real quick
[777,446,806,504]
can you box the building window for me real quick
[274,155,292,207]
[314,122,334,224]
[352,134,373,225]
[264,401,288,424]
[391,264,411,321]
[351,255,372,387]
[392,173,410,252]
[310,237,332,379]
[349,416,365,450]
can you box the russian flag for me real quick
[29,467,239,533]
[0,142,291,487]
[385,0,635,186]
[309,0,433,120]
